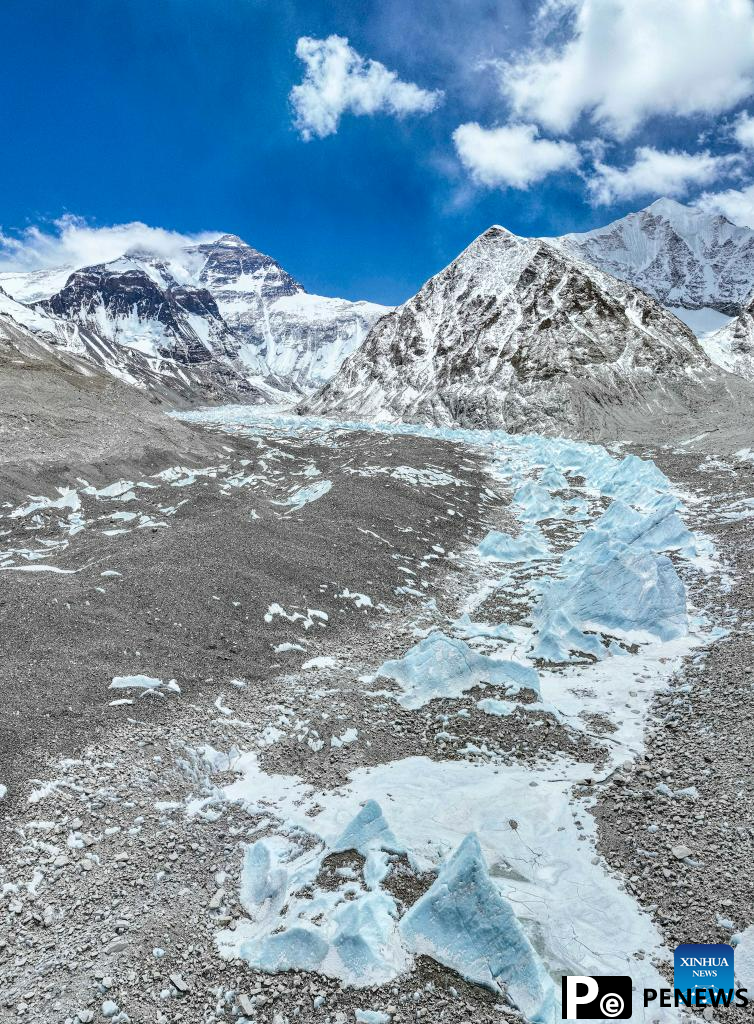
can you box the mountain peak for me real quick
[642,196,723,233]
[476,224,523,245]
[302,220,709,435]
[645,197,690,217]
[212,233,249,248]
[555,200,754,315]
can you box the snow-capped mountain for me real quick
[259,292,390,389]
[0,234,389,397]
[700,292,754,380]
[0,280,280,405]
[42,258,257,367]
[553,198,754,315]
[301,225,724,437]
[183,234,389,389]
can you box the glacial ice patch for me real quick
[218,804,408,987]
[478,527,551,563]
[400,834,557,1023]
[274,479,332,511]
[377,633,540,708]
[533,550,687,663]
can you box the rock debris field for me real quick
[1,405,753,1023]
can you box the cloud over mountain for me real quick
[290,35,443,140]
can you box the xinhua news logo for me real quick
[674,943,734,996]
[561,976,632,1019]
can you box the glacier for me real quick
[177,405,706,1023]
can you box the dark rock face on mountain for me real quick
[42,262,241,364]
[0,276,279,406]
[301,225,736,438]
[192,233,302,299]
[553,198,754,315]
[1,234,388,396]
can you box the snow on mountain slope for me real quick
[263,292,389,388]
[554,198,754,315]
[301,224,727,437]
[42,259,256,368]
[0,265,75,304]
[0,279,283,405]
[185,234,390,389]
[1,233,390,393]
[700,293,754,379]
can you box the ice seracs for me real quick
[219,796,559,1017]
[301,223,723,436]
[377,632,540,708]
[218,805,410,986]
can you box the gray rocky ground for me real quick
[595,447,754,1022]
[0,318,218,505]
[0,405,751,1024]
[0,421,529,1022]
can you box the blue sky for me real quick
[2,0,754,304]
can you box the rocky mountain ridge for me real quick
[0,280,280,405]
[0,234,389,400]
[301,224,742,438]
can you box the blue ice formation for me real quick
[538,467,569,490]
[239,838,290,914]
[534,549,687,661]
[234,811,405,985]
[378,633,540,708]
[356,1012,391,1024]
[332,800,404,857]
[400,834,558,1024]
[513,482,562,523]
[239,926,329,973]
[564,496,694,568]
[331,891,399,978]
[478,528,551,562]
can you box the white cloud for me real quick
[290,35,443,140]
[697,183,754,227]
[501,0,754,138]
[734,111,754,148]
[0,215,219,272]
[588,147,733,205]
[452,122,580,189]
